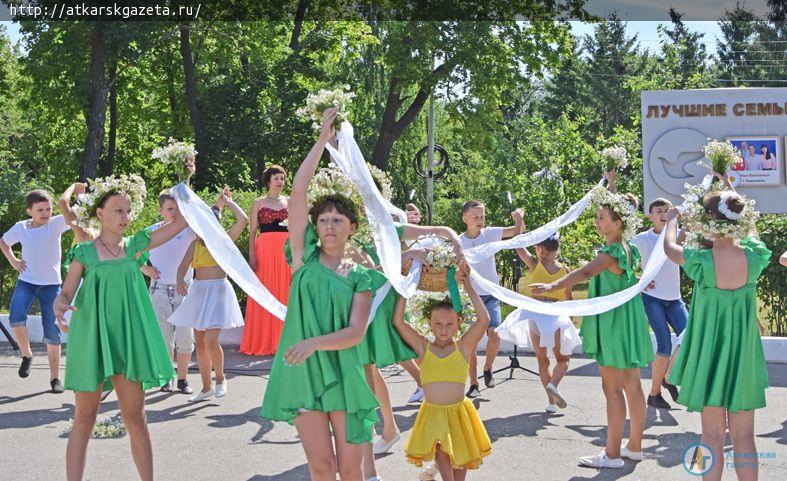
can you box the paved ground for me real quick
[1,344,785,481]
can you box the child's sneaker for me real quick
[407,387,424,403]
[545,403,558,414]
[579,450,624,469]
[177,379,193,394]
[419,463,439,481]
[18,356,32,378]
[620,440,644,461]
[50,378,64,393]
[546,382,567,408]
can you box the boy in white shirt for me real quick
[460,200,524,398]
[141,190,197,394]
[0,190,71,392]
[631,198,687,410]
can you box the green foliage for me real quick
[756,215,787,336]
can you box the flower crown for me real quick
[307,162,392,243]
[71,174,147,230]
[590,186,643,241]
[679,181,758,248]
[406,290,476,338]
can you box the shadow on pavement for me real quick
[247,463,311,481]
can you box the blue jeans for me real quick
[480,295,502,329]
[8,279,61,345]
[642,293,687,357]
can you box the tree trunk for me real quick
[167,62,179,139]
[100,61,118,176]
[79,24,108,181]
[371,77,431,170]
[179,22,209,187]
[289,0,308,53]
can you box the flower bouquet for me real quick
[152,138,196,184]
[601,144,629,172]
[296,85,356,131]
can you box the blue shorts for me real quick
[642,293,687,357]
[480,295,502,330]
[8,279,61,345]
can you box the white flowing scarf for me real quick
[172,183,288,320]
[320,129,705,317]
[463,178,605,264]
[172,182,390,325]
[325,122,415,299]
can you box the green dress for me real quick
[356,224,418,368]
[260,225,384,444]
[63,230,175,391]
[580,242,654,369]
[668,237,770,412]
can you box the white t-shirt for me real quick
[146,222,197,285]
[632,228,682,301]
[460,227,505,295]
[2,215,70,285]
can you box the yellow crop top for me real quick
[525,262,570,301]
[192,240,218,269]
[420,342,469,385]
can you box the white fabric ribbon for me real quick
[325,122,415,299]
[172,182,391,326]
[171,183,288,321]
[464,178,605,264]
[469,225,668,316]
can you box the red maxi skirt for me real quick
[241,231,291,355]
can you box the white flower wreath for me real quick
[590,186,642,241]
[307,162,392,244]
[406,290,476,338]
[679,181,758,249]
[71,174,147,230]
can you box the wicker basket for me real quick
[402,261,449,292]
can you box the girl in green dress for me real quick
[664,189,769,481]
[53,169,193,481]
[260,108,385,481]
[531,180,653,469]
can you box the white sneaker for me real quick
[579,450,624,468]
[215,381,227,398]
[188,388,214,402]
[419,463,439,481]
[545,403,558,414]
[373,431,400,454]
[546,383,567,409]
[407,387,425,403]
[620,441,644,461]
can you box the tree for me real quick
[657,8,711,88]
[367,18,576,170]
[582,16,651,136]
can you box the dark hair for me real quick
[462,200,484,214]
[703,191,745,220]
[760,144,772,160]
[309,194,359,226]
[158,189,176,207]
[624,192,639,211]
[648,198,672,213]
[425,297,458,320]
[537,237,560,252]
[96,191,130,211]
[261,164,286,189]
[26,190,52,208]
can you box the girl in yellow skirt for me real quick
[391,261,492,481]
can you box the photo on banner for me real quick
[725,136,781,186]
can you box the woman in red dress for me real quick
[241,165,291,355]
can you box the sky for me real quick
[1,19,725,56]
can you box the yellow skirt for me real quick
[405,398,492,470]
